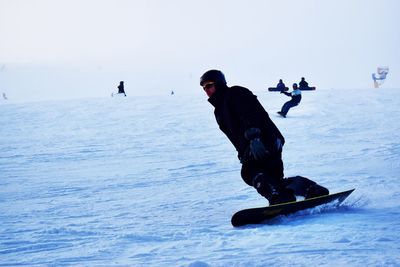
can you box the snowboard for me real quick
[299,86,316,91]
[231,188,355,227]
[268,87,289,92]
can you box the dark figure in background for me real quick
[200,70,328,205]
[118,81,126,96]
[299,77,309,89]
[276,79,286,91]
[278,83,302,118]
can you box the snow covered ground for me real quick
[1,88,400,266]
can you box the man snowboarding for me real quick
[117,81,126,96]
[200,70,328,206]
[278,83,302,118]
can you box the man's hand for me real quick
[249,138,269,160]
[245,128,270,160]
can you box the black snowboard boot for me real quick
[277,111,286,118]
[268,187,296,205]
[305,184,329,199]
[252,173,296,205]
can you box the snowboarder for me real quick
[117,81,126,96]
[200,70,328,206]
[278,83,302,118]
[299,77,309,89]
[276,79,286,91]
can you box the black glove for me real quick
[249,138,269,160]
[245,128,270,161]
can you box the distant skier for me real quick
[299,77,309,89]
[2,92,7,100]
[200,69,328,206]
[117,81,126,96]
[278,83,302,118]
[276,79,286,91]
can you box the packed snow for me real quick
[1,88,400,266]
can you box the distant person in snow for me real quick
[117,81,126,96]
[276,79,286,91]
[278,83,302,118]
[2,92,7,100]
[299,77,309,89]
[200,69,328,206]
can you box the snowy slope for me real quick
[1,88,400,266]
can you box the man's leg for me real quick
[282,101,298,115]
[241,159,295,205]
[280,101,291,115]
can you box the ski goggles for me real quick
[202,82,215,90]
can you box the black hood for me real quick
[208,84,228,107]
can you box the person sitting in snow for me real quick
[200,69,329,206]
[299,77,309,89]
[278,83,302,118]
[276,79,286,91]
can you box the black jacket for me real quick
[208,85,285,160]
[118,84,125,94]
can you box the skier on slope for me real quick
[200,70,329,205]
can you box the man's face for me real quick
[202,82,216,97]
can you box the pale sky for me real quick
[1,0,399,101]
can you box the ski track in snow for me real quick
[1,89,400,266]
